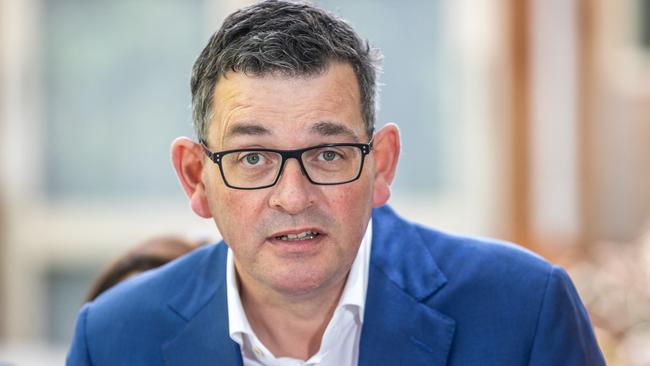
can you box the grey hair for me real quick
[190,0,382,141]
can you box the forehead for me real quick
[208,62,365,147]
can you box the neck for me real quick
[237,269,348,360]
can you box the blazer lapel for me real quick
[161,244,243,366]
[359,206,456,366]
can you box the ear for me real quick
[171,137,212,218]
[371,123,401,207]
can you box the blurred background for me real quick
[1,0,649,364]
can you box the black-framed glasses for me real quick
[199,139,373,190]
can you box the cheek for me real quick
[326,180,374,225]
[206,185,265,243]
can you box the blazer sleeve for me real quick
[527,265,606,366]
[66,304,94,366]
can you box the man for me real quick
[67,1,605,365]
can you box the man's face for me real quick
[202,63,376,297]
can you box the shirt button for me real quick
[253,347,263,357]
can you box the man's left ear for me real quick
[371,123,401,207]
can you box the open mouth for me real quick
[274,231,321,242]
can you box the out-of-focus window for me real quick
[640,0,650,49]
[36,0,209,345]
[43,0,205,199]
[44,265,96,344]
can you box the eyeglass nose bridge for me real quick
[273,149,312,184]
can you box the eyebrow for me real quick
[224,120,360,141]
[309,121,359,141]
[225,123,272,138]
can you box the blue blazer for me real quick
[68,205,605,365]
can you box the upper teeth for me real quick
[278,231,318,241]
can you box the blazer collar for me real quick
[359,205,456,366]
[162,244,243,366]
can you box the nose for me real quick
[268,158,315,215]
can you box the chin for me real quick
[269,267,339,297]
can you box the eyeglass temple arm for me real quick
[198,139,221,164]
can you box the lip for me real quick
[268,227,325,240]
[266,227,326,254]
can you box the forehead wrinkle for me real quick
[213,83,243,149]
[215,96,264,149]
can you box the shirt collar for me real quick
[226,219,373,342]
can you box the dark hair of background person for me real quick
[85,235,205,302]
[190,0,382,141]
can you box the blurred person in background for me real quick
[67,1,605,365]
[85,235,204,302]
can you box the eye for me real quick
[240,152,265,166]
[319,150,341,162]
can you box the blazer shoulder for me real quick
[76,243,228,362]
[415,224,553,274]
[90,242,224,310]
[414,223,554,284]
[372,204,555,292]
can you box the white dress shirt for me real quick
[226,220,373,366]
